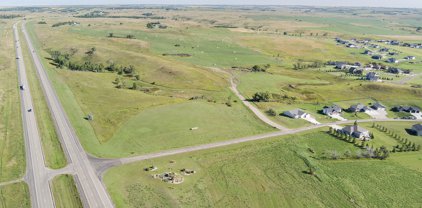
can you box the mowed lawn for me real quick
[104,122,422,208]
[51,175,83,208]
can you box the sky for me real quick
[0,0,422,8]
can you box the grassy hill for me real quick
[104,122,422,207]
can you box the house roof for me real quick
[372,102,385,109]
[343,125,369,134]
[412,124,422,131]
[284,109,307,116]
[323,105,342,113]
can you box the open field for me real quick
[51,175,83,208]
[26,20,274,157]
[18,24,67,169]
[0,21,25,182]
[104,121,422,208]
[0,182,30,208]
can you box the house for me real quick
[372,55,383,60]
[389,40,400,45]
[349,67,363,75]
[363,50,373,55]
[371,102,386,110]
[348,103,367,112]
[386,58,399,63]
[366,72,379,81]
[282,109,309,119]
[322,105,342,115]
[379,48,389,52]
[342,121,371,140]
[404,56,416,60]
[386,67,403,74]
[347,43,357,48]
[392,106,421,113]
[411,124,422,136]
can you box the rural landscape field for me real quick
[0,2,421,208]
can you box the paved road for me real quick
[13,23,55,208]
[21,22,114,208]
[95,117,422,176]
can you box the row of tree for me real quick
[293,61,324,70]
[52,21,79,27]
[372,123,420,152]
[321,146,389,160]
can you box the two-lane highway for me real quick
[13,23,55,208]
[21,23,114,208]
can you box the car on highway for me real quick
[27,108,32,112]
[19,85,24,90]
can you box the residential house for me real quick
[282,109,310,119]
[392,106,421,113]
[372,55,383,60]
[322,105,342,115]
[363,50,373,55]
[386,58,399,63]
[404,56,416,60]
[342,121,371,140]
[411,124,422,136]
[348,103,369,112]
[371,102,386,110]
[349,67,363,75]
[386,67,403,74]
[366,72,379,81]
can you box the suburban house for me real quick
[363,50,373,55]
[366,72,379,81]
[348,103,370,112]
[342,121,371,140]
[411,124,422,136]
[386,68,403,74]
[371,55,383,60]
[371,102,386,110]
[392,106,421,113]
[404,56,416,60]
[282,109,310,119]
[349,67,363,75]
[386,58,399,63]
[322,105,342,115]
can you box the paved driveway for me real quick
[411,112,422,120]
[302,116,321,125]
[365,109,388,119]
[329,114,347,121]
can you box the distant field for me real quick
[0,182,30,208]
[0,22,25,182]
[104,122,422,207]
[51,175,83,208]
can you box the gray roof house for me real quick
[348,103,369,112]
[366,72,379,81]
[392,106,421,113]
[371,55,383,60]
[322,105,342,115]
[386,58,399,63]
[371,102,386,110]
[282,109,309,119]
[342,121,370,140]
[412,124,422,136]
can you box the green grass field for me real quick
[104,122,422,208]
[51,175,83,208]
[0,182,30,208]
[26,21,274,157]
[18,24,67,169]
[0,21,25,182]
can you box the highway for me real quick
[20,23,114,208]
[13,23,55,208]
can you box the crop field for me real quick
[104,121,422,208]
